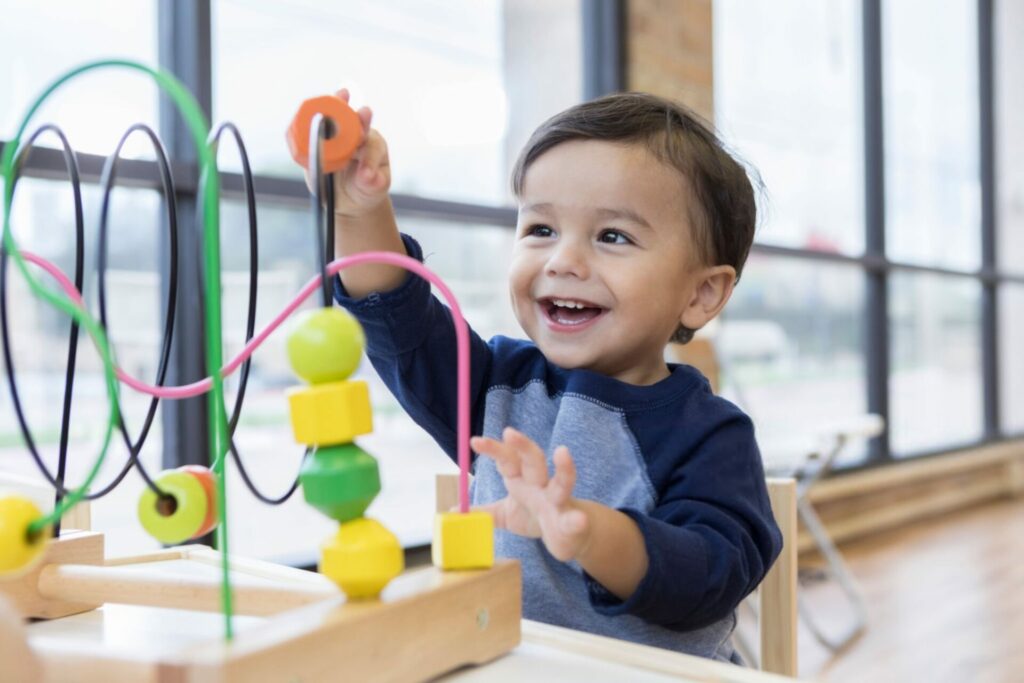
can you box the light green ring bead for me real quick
[138,470,208,544]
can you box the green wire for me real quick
[1,59,234,639]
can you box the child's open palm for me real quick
[470,428,591,562]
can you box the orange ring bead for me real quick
[286,95,362,174]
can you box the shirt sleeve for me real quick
[583,411,783,631]
[332,233,494,459]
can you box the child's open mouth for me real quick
[539,297,606,329]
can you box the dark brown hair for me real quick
[510,92,758,344]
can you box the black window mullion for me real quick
[582,0,625,98]
[863,0,890,463]
[979,0,999,439]
[158,0,212,471]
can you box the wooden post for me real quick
[760,478,798,677]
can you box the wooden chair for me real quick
[436,473,798,678]
[675,336,875,656]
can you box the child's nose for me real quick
[545,239,590,279]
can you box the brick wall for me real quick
[625,0,714,123]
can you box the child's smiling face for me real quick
[509,139,724,386]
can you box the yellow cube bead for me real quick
[432,511,494,570]
[287,380,372,446]
[320,517,403,599]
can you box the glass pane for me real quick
[213,0,582,206]
[995,0,1024,275]
[889,273,982,455]
[0,179,167,556]
[714,255,868,470]
[713,0,864,256]
[217,201,517,560]
[883,0,981,270]
[998,284,1024,435]
[0,1,158,158]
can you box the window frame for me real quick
[1,0,1019,498]
[0,0,619,559]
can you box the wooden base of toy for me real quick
[1,531,521,683]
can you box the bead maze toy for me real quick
[0,60,518,682]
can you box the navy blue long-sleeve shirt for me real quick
[335,234,782,662]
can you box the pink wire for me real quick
[22,250,473,513]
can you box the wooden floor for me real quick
[775,495,1024,682]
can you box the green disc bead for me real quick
[286,307,366,384]
[300,443,381,522]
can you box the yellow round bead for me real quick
[320,517,403,599]
[0,496,51,576]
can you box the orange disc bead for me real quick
[286,95,362,174]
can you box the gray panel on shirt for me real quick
[473,381,738,663]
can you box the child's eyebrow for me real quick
[594,206,652,229]
[522,202,652,230]
[521,202,555,215]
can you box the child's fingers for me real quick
[334,88,351,102]
[356,130,389,184]
[357,105,373,130]
[471,435,523,480]
[504,428,548,487]
[549,446,576,504]
[470,502,506,529]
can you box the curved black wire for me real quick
[310,113,334,307]
[0,125,85,526]
[2,120,328,511]
[96,122,180,499]
[209,122,257,436]
[0,123,184,516]
[209,121,304,505]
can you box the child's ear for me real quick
[680,265,737,331]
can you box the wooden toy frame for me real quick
[0,62,519,682]
[1,527,521,683]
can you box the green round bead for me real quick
[300,444,381,522]
[286,307,365,384]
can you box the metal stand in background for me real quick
[736,415,883,666]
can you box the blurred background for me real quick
[1,2,1022,679]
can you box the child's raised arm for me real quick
[310,89,407,298]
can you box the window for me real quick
[718,255,867,468]
[995,0,1024,436]
[207,1,582,558]
[212,0,582,205]
[714,0,1008,469]
[0,1,158,158]
[882,0,980,271]
[0,0,162,550]
[0,179,167,556]
[217,202,519,557]
[998,285,1024,436]
[3,2,587,560]
[714,0,864,256]
[889,273,983,454]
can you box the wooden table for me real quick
[11,540,794,683]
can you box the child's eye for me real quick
[525,224,554,238]
[598,229,632,245]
